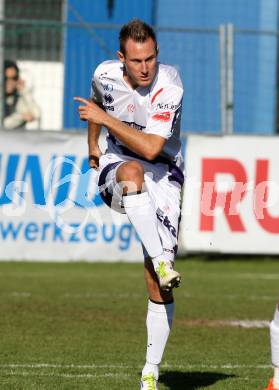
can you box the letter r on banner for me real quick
[254,160,279,233]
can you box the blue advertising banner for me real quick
[0,130,142,261]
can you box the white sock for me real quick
[272,307,279,387]
[123,192,164,259]
[142,299,174,381]
[274,367,279,388]
[142,362,159,381]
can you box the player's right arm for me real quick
[87,69,103,169]
[88,121,102,169]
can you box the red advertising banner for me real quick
[181,135,279,253]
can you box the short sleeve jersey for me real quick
[90,60,184,170]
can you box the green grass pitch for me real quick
[0,256,278,389]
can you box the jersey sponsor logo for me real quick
[156,102,179,111]
[151,88,164,104]
[104,93,114,104]
[152,111,171,122]
[122,121,145,130]
[127,104,135,112]
[101,82,113,92]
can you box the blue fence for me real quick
[63,0,278,135]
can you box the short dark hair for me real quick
[4,59,19,76]
[119,19,157,55]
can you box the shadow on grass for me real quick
[176,253,279,263]
[160,370,235,389]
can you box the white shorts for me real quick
[98,153,183,262]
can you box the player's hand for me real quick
[74,97,106,125]
[88,146,102,170]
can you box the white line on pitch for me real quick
[0,371,130,379]
[175,319,270,328]
[10,292,31,297]
[0,363,272,370]
[224,320,270,328]
[187,272,279,280]
[0,364,129,369]
[63,292,141,299]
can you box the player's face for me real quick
[118,37,158,89]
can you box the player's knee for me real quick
[116,161,144,191]
[117,161,144,180]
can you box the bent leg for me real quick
[116,161,165,261]
[116,161,181,291]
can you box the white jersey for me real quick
[90,60,184,173]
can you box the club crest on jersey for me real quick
[152,111,171,122]
[127,104,135,112]
[104,93,114,105]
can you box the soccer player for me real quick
[75,19,184,389]
[264,303,279,390]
